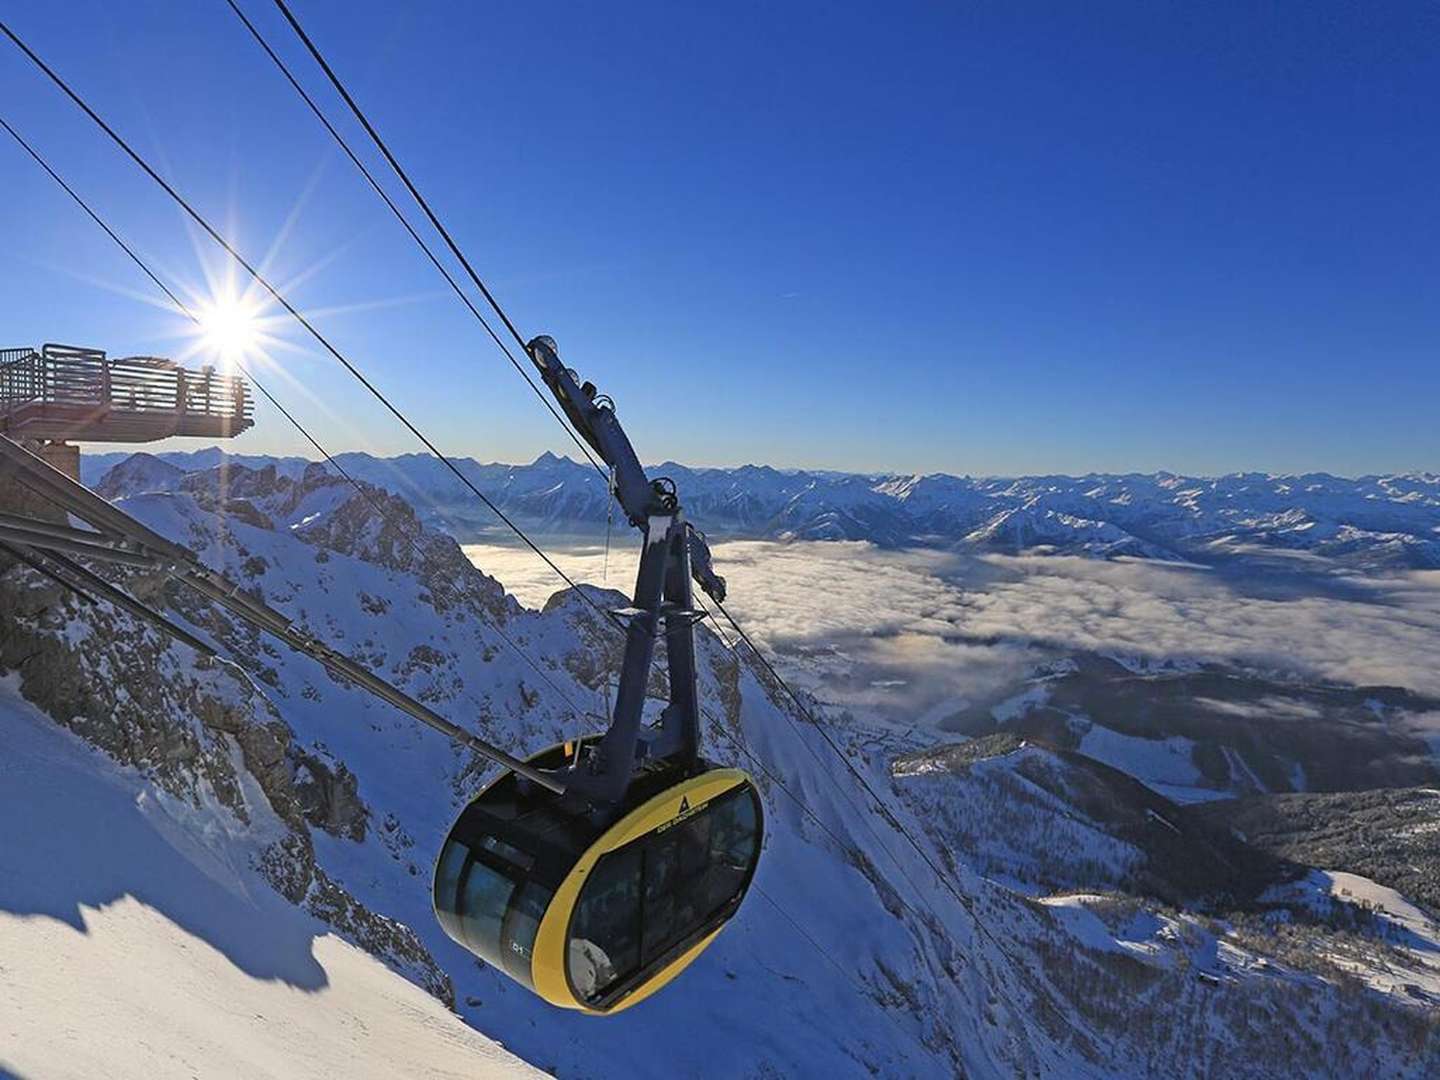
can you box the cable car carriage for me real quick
[433,337,763,1014]
[434,739,761,1013]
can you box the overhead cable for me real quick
[223,0,606,477]
[0,19,622,636]
[0,108,591,723]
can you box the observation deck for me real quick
[0,343,253,443]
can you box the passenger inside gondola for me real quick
[568,785,761,1004]
[570,844,642,1000]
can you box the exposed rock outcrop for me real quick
[0,559,446,1004]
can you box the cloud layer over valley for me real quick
[465,539,1440,728]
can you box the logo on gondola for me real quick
[678,796,691,815]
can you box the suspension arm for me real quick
[525,334,659,527]
[525,335,726,604]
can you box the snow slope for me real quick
[0,681,541,1080]
[1257,868,1440,1002]
[6,459,1438,1078]
[1076,726,1217,804]
[7,465,983,1077]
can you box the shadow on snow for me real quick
[0,697,328,992]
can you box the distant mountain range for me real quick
[83,448,1440,568]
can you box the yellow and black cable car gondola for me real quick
[432,336,764,1013]
[434,738,762,1013]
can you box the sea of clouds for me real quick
[463,539,1440,730]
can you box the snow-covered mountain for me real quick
[5,459,1439,1077]
[891,732,1287,907]
[81,450,1440,568]
[944,653,1440,804]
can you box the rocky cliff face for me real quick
[0,480,454,1006]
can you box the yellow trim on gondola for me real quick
[531,768,749,1014]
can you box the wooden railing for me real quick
[0,347,44,403]
[0,343,253,439]
[0,344,252,419]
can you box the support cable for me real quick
[0,431,565,791]
[222,0,979,959]
[749,882,930,1054]
[716,596,961,884]
[0,109,591,734]
[222,8,1023,952]
[698,597,960,927]
[693,589,737,652]
[0,540,221,661]
[222,0,605,478]
[700,711,892,888]
[271,0,529,361]
[709,596,1090,1044]
[223,4,1008,923]
[246,14,1049,990]
[5,18,1074,1043]
[239,15,1008,941]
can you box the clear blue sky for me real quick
[2,1,1436,477]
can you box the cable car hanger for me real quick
[422,339,759,1015]
[522,335,727,804]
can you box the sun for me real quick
[196,293,262,360]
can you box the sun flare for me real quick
[196,293,262,360]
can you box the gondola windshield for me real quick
[569,782,761,1004]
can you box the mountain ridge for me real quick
[7,456,1439,1075]
[83,448,1440,569]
